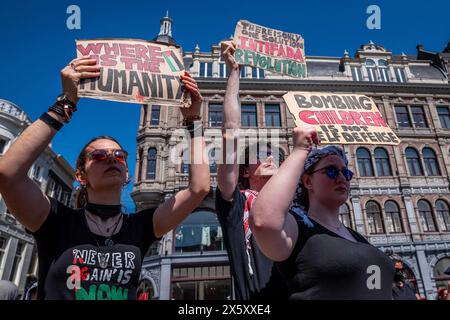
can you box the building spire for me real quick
[159,11,173,37]
[154,11,176,45]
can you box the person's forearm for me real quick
[250,148,309,231]
[223,68,240,129]
[0,113,61,183]
[188,134,210,195]
[218,67,240,198]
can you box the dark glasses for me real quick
[310,165,353,181]
[87,149,128,163]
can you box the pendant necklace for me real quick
[86,213,123,268]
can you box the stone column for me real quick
[17,242,33,294]
[1,237,18,280]
[415,247,435,299]
[159,257,172,299]
[350,192,366,235]
[142,146,149,181]
[402,190,420,237]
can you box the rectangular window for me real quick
[150,105,161,126]
[395,106,412,128]
[219,63,228,78]
[239,66,246,78]
[208,104,222,127]
[351,67,362,81]
[394,68,407,83]
[200,62,213,77]
[9,242,24,282]
[379,68,390,82]
[437,106,450,129]
[241,104,257,127]
[206,62,213,77]
[367,68,377,82]
[172,278,231,300]
[0,237,6,271]
[411,106,428,128]
[265,104,281,127]
[252,67,258,78]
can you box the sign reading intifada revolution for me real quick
[76,39,185,106]
[233,20,306,78]
[283,92,401,145]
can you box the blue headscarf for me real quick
[289,145,349,227]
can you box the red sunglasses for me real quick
[87,149,128,163]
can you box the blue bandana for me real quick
[291,145,349,213]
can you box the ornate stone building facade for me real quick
[0,99,75,296]
[132,15,450,300]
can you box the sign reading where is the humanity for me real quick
[76,39,185,106]
[283,92,401,145]
[233,20,306,78]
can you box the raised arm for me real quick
[153,72,210,238]
[217,41,241,201]
[0,56,100,232]
[249,127,319,261]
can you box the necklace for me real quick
[86,212,121,233]
[309,214,344,232]
[86,213,122,269]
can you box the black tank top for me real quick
[276,212,395,300]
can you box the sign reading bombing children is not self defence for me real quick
[283,92,401,145]
[233,20,306,78]
[76,39,185,106]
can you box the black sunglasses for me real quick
[87,149,128,163]
[310,165,353,181]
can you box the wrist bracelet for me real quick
[39,112,63,131]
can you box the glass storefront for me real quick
[174,210,224,253]
[171,266,231,300]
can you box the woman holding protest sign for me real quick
[0,56,210,300]
[249,128,395,299]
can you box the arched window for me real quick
[384,201,403,233]
[366,59,378,82]
[357,148,374,176]
[374,147,392,176]
[418,200,437,232]
[146,148,157,180]
[209,148,218,173]
[405,148,423,176]
[436,200,450,231]
[434,258,450,291]
[174,210,224,253]
[180,149,189,174]
[422,147,440,176]
[366,201,385,234]
[339,204,352,228]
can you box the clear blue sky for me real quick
[0,0,448,211]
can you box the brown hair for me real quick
[74,135,127,208]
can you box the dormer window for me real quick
[366,59,378,82]
[378,60,390,82]
[365,59,390,82]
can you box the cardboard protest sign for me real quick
[233,20,306,78]
[76,39,185,106]
[283,92,400,145]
